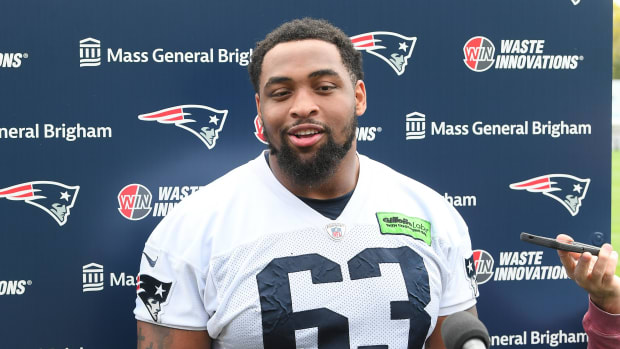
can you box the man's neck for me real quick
[267,149,360,200]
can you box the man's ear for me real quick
[354,80,367,117]
[255,93,261,119]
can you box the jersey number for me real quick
[256,247,431,349]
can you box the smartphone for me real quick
[520,232,600,256]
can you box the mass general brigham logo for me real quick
[79,38,101,67]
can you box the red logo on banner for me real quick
[509,174,590,216]
[254,115,267,144]
[138,105,228,150]
[118,184,152,220]
[0,181,79,226]
[472,249,494,284]
[463,36,495,72]
[351,31,416,76]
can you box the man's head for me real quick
[250,19,367,189]
[249,18,363,94]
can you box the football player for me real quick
[135,18,479,349]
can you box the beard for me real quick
[264,114,357,188]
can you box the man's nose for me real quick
[289,88,319,118]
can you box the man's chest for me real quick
[207,224,443,349]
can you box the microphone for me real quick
[441,311,491,349]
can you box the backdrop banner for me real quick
[0,1,611,348]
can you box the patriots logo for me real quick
[464,255,479,297]
[509,174,590,216]
[0,181,79,226]
[137,274,173,322]
[138,104,228,149]
[351,31,417,76]
[253,115,267,144]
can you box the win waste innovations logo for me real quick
[118,184,152,220]
[463,37,583,72]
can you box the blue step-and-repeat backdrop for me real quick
[0,1,611,348]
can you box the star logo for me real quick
[60,191,71,201]
[137,274,174,322]
[464,255,479,297]
[155,284,166,297]
[0,181,80,226]
[351,31,417,76]
[509,174,590,216]
[138,104,228,150]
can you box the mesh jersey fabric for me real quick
[134,151,478,348]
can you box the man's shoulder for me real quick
[145,154,267,241]
[359,154,462,222]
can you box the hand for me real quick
[556,234,620,314]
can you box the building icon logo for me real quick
[83,263,104,292]
[405,112,426,140]
[79,38,101,67]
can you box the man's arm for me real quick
[425,305,478,349]
[137,320,211,349]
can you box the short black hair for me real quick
[248,18,363,93]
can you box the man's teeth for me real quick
[295,130,318,136]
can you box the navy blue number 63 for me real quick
[256,246,431,349]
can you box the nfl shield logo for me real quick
[325,223,346,241]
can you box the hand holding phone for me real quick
[520,232,601,256]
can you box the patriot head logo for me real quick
[137,274,173,322]
[253,115,267,144]
[464,254,479,297]
[351,32,416,76]
[138,104,228,149]
[0,181,79,226]
[463,36,495,72]
[509,174,590,216]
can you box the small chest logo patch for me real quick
[376,212,431,246]
[325,223,346,241]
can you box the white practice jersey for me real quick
[134,152,478,349]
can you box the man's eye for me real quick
[317,85,335,92]
[270,90,290,97]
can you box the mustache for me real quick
[281,119,331,136]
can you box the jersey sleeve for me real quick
[436,204,478,316]
[134,243,209,330]
[133,191,216,331]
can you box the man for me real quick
[556,234,620,348]
[135,18,478,348]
